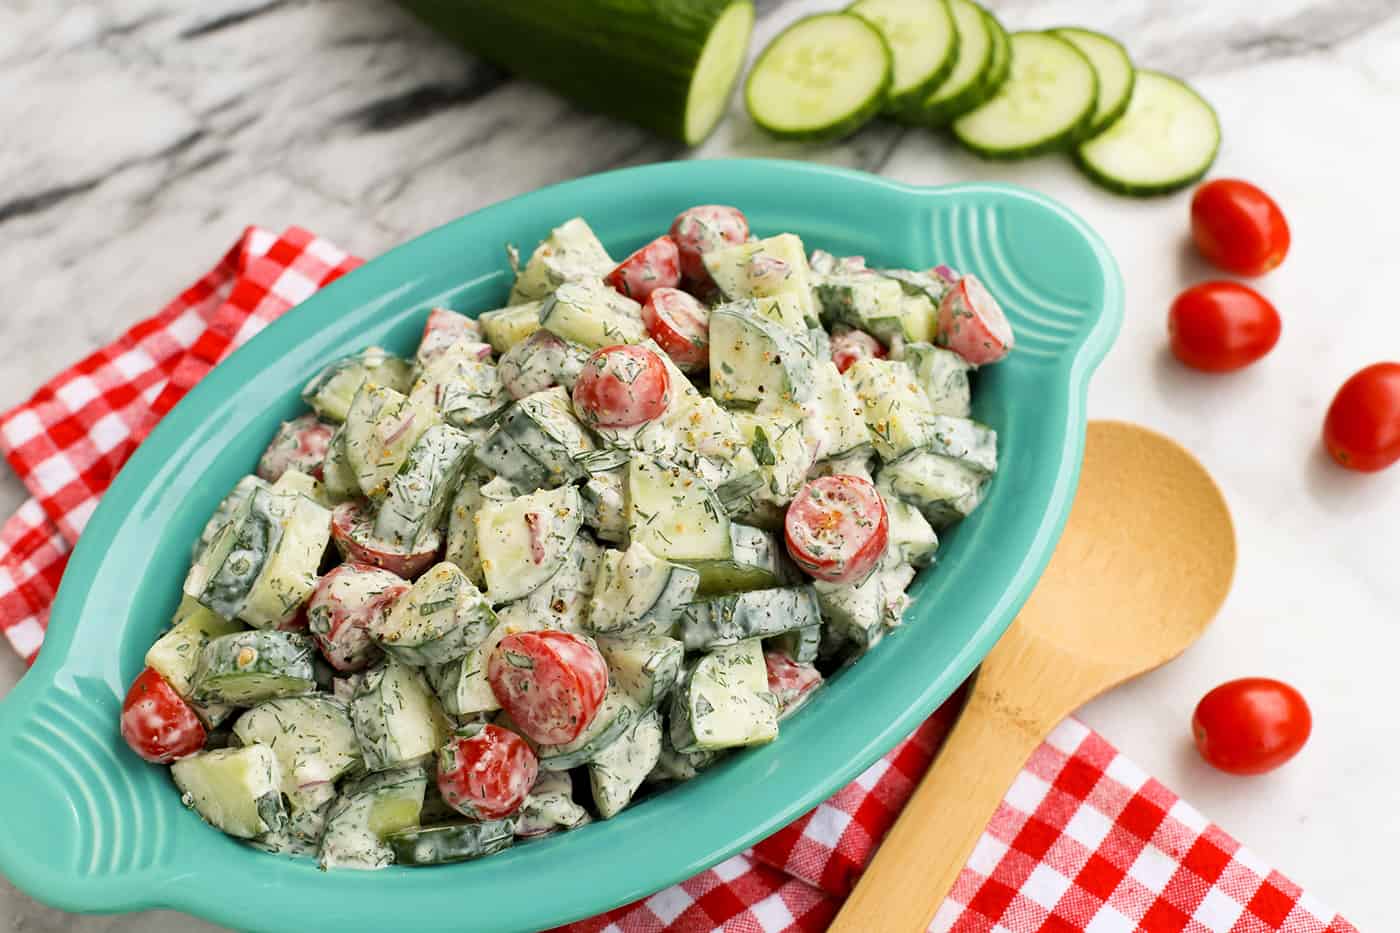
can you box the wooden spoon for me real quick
[831,421,1236,933]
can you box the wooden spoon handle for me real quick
[829,676,1050,933]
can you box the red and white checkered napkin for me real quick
[0,229,1355,933]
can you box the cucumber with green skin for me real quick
[386,819,515,865]
[907,0,994,126]
[849,0,959,114]
[746,13,892,142]
[395,0,756,145]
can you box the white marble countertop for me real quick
[2,0,1398,929]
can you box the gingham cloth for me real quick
[0,229,1356,933]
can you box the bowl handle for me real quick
[0,675,180,911]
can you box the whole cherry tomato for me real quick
[1192,677,1311,775]
[1191,179,1291,276]
[1168,281,1281,372]
[1323,362,1400,472]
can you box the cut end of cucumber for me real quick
[685,1,756,145]
[1074,70,1220,196]
[909,0,993,126]
[952,31,1098,160]
[745,13,892,141]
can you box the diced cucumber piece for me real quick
[386,820,515,865]
[318,767,427,871]
[912,0,994,125]
[342,381,440,499]
[1052,27,1135,139]
[145,598,244,699]
[849,0,958,112]
[515,770,590,838]
[232,696,361,811]
[767,624,822,664]
[498,328,590,399]
[476,386,595,491]
[586,543,700,638]
[192,475,267,563]
[444,468,492,588]
[580,469,628,544]
[249,799,331,857]
[302,347,413,424]
[746,13,892,141]
[319,426,359,501]
[878,448,990,528]
[538,278,646,349]
[953,31,1098,159]
[474,483,582,603]
[411,345,510,430]
[172,745,287,839]
[708,302,815,407]
[191,630,317,706]
[425,616,548,717]
[684,523,795,597]
[882,491,939,568]
[845,357,941,461]
[597,634,684,709]
[479,301,543,353]
[670,639,778,753]
[496,533,602,633]
[901,343,972,417]
[625,457,730,563]
[926,415,998,473]
[589,709,663,819]
[815,273,906,340]
[351,659,452,772]
[799,360,872,463]
[814,573,887,649]
[649,731,725,783]
[702,234,817,330]
[680,586,821,651]
[537,689,637,770]
[373,423,475,549]
[372,562,497,666]
[1074,70,1220,196]
[724,412,813,511]
[508,217,614,304]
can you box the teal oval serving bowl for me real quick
[0,159,1120,933]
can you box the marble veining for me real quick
[3,0,1400,929]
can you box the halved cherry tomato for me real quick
[829,328,886,374]
[764,651,823,717]
[1191,179,1291,277]
[120,667,206,764]
[436,724,539,820]
[330,501,440,579]
[1323,362,1400,472]
[1168,281,1281,373]
[256,414,334,483]
[936,274,1014,366]
[605,235,681,303]
[306,562,409,672]
[572,344,670,428]
[641,287,710,372]
[669,205,750,290]
[1192,677,1311,775]
[488,631,609,745]
[784,474,889,584]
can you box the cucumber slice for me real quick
[171,745,286,840]
[190,630,318,706]
[232,696,361,811]
[351,659,452,772]
[319,767,427,871]
[911,0,993,126]
[302,347,413,424]
[386,820,515,865]
[745,13,892,141]
[683,523,795,597]
[597,634,684,709]
[1074,70,1220,196]
[373,562,497,666]
[478,301,543,353]
[586,544,700,638]
[848,0,958,113]
[669,640,778,753]
[508,217,614,304]
[474,483,582,603]
[679,586,821,652]
[626,457,730,564]
[953,31,1098,159]
[588,709,663,819]
[145,599,244,699]
[1051,27,1134,139]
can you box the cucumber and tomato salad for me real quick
[121,203,1013,871]
[744,1,1219,196]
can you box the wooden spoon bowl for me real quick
[832,421,1236,932]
